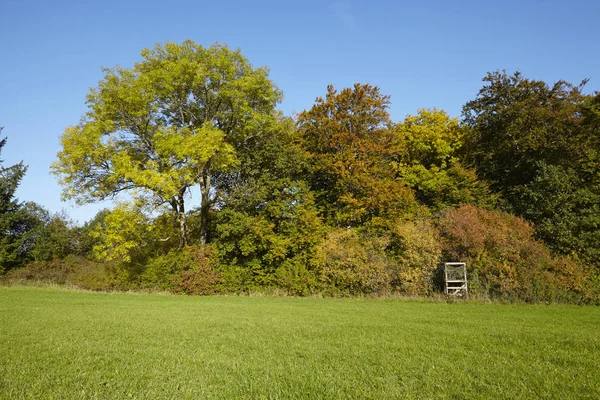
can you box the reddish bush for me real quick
[169,245,222,296]
[438,205,591,301]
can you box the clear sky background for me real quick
[1,0,599,224]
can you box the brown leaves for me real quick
[298,83,417,226]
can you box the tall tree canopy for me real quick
[214,117,323,292]
[52,41,282,246]
[297,83,417,227]
[462,71,600,264]
[394,109,496,211]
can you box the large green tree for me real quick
[0,129,39,272]
[214,117,323,293]
[53,41,282,246]
[462,71,600,264]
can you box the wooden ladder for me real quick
[444,262,468,297]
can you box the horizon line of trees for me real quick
[1,40,599,303]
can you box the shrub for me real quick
[437,205,592,302]
[169,245,222,296]
[275,257,321,296]
[141,249,190,291]
[314,228,391,295]
[4,258,76,284]
[68,259,112,291]
[387,219,442,295]
[3,255,111,291]
[139,245,221,295]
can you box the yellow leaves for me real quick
[396,108,463,168]
[315,228,391,294]
[388,219,442,295]
[53,119,239,204]
[154,125,237,171]
[91,204,152,263]
[54,40,282,211]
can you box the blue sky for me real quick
[1,0,599,224]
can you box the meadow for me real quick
[0,286,598,399]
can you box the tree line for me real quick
[2,40,599,302]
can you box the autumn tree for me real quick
[52,41,282,246]
[297,84,417,227]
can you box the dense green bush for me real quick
[275,258,321,296]
[214,182,323,293]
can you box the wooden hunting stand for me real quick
[444,262,468,297]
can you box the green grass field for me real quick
[1,286,598,399]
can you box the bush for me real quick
[169,245,222,296]
[387,219,442,295]
[68,260,112,291]
[3,255,111,291]
[437,205,592,302]
[4,258,76,284]
[139,245,221,295]
[314,228,391,295]
[275,257,321,296]
[141,249,190,291]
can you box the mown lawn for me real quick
[0,286,598,399]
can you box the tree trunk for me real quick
[177,191,188,248]
[199,169,211,245]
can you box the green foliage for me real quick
[462,71,600,264]
[394,109,496,211]
[29,210,80,262]
[141,249,191,290]
[399,162,496,211]
[462,71,590,189]
[298,83,418,227]
[214,196,322,292]
[213,118,323,293]
[274,257,321,296]
[75,209,112,258]
[0,131,40,273]
[517,162,600,265]
[314,228,391,295]
[52,40,282,246]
